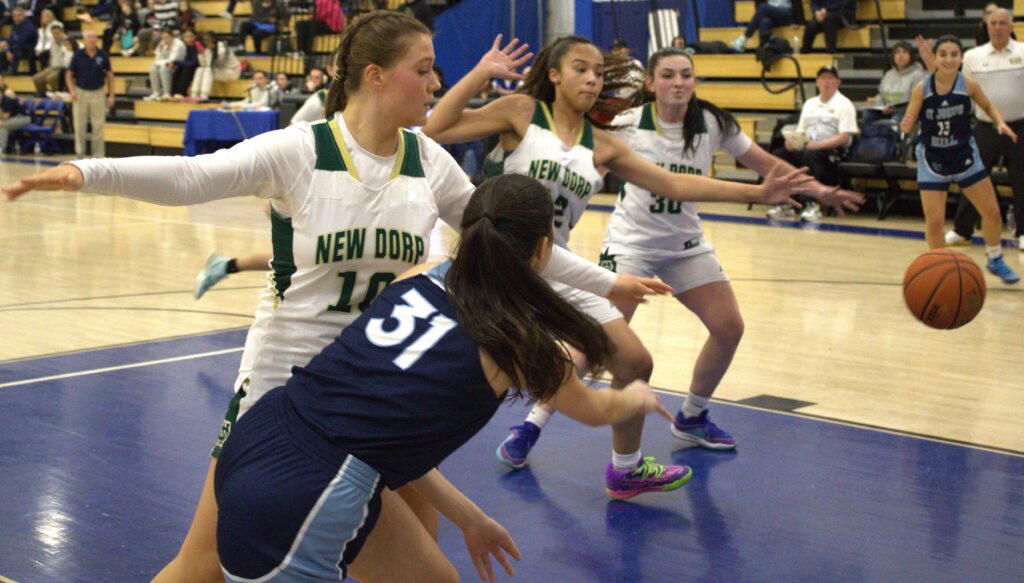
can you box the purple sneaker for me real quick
[496,422,541,470]
[671,410,736,450]
[605,457,692,500]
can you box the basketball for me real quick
[903,249,986,329]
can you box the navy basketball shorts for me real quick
[215,388,383,582]
[916,141,989,192]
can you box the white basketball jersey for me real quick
[502,100,603,247]
[235,114,461,414]
[603,103,751,261]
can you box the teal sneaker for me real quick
[194,251,230,299]
[987,255,1020,284]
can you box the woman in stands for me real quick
[6,12,670,582]
[900,35,1019,284]
[424,35,832,489]
[863,41,926,125]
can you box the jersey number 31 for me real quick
[365,288,457,370]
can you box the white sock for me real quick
[612,449,642,472]
[525,405,552,429]
[986,245,1003,260]
[682,393,711,419]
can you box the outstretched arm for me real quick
[736,142,865,214]
[599,130,813,206]
[423,35,533,145]
[408,469,521,583]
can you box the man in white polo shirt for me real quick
[771,66,859,221]
[946,8,1024,249]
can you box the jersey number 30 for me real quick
[365,288,457,370]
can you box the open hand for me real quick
[462,516,521,583]
[998,122,1018,144]
[476,34,534,81]
[608,274,673,304]
[3,164,85,201]
[808,183,865,216]
[759,163,815,206]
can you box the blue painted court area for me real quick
[1,330,1021,583]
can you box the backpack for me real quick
[686,41,733,55]
[850,122,899,163]
[756,36,793,69]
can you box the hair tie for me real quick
[480,212,495,223]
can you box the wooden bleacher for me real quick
[105,122,185,148]
[735,0,907,23]
[691,53,836,79]
[134,101,220,121]
[192,1,253,16]
[700,25,875,50]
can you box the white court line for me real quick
[0,347,244,390]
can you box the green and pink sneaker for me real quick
[605,457,692,500]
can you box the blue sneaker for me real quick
[496,422,540,470]
[671,410,736,450]
[194,251,230,299]
[987,255,1020,284]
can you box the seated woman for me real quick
[862,41,926,125]
[214,174,675,581]
[732,0,799,52]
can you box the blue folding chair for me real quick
[17,99,66,155]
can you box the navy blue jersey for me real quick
[284,262,501,489]
[919,72,977,176]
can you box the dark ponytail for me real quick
[446,174,613,402]
[324,10,430,117]
[637,47,741,155]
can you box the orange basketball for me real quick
[903,249,986,329]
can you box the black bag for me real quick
[850,122,899,163]
[686,40,733,54]
[769,113,801,154]
[756,36,793,69]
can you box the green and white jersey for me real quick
[233,115,467,411]
[502,100,604,247]
[603,103,752,260]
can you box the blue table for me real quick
[183,109,279,156]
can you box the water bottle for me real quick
[792,35,800,54]
[1007,205,1016,234]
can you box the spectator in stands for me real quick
[862,41,925,125]
[32,22,64,93]
[144,28,184,100]
[289,60,332,124]
[103,0,141,55]
[975,2,1017,45]
[171,27,198,97]
[801,0,846,54]
[303,66,324,93]
[398,0,432,31]
[66,29,113,158]
[273,72,294,93]
[945,7,1024,250]
[770,66,858,221]
[78,0,114,22]
[295,0,344,64]
[609,40,645,100]
[672,35,686,49]
[732,0,796,52]
[153,0,179,36]
[0,76,31,151]
[240,0,287,55]
[136,0,162,55]
[173,0,202,34]
[0,7,39,74]
[32,8,55,69]
[234,69,272,108]
[189,30,239,101]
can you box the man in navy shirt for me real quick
[0,8,39,75]
[65,30,114,158]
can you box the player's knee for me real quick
[616,347,653,382]
[710,314,745,346]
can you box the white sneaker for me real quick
[944,230,969,246]
[219,10,232,18]
[766,204,796,219]
[143,93,161,101]
[800,202,823,222]
[730,35,747,52]
[1018,234,1023,250]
